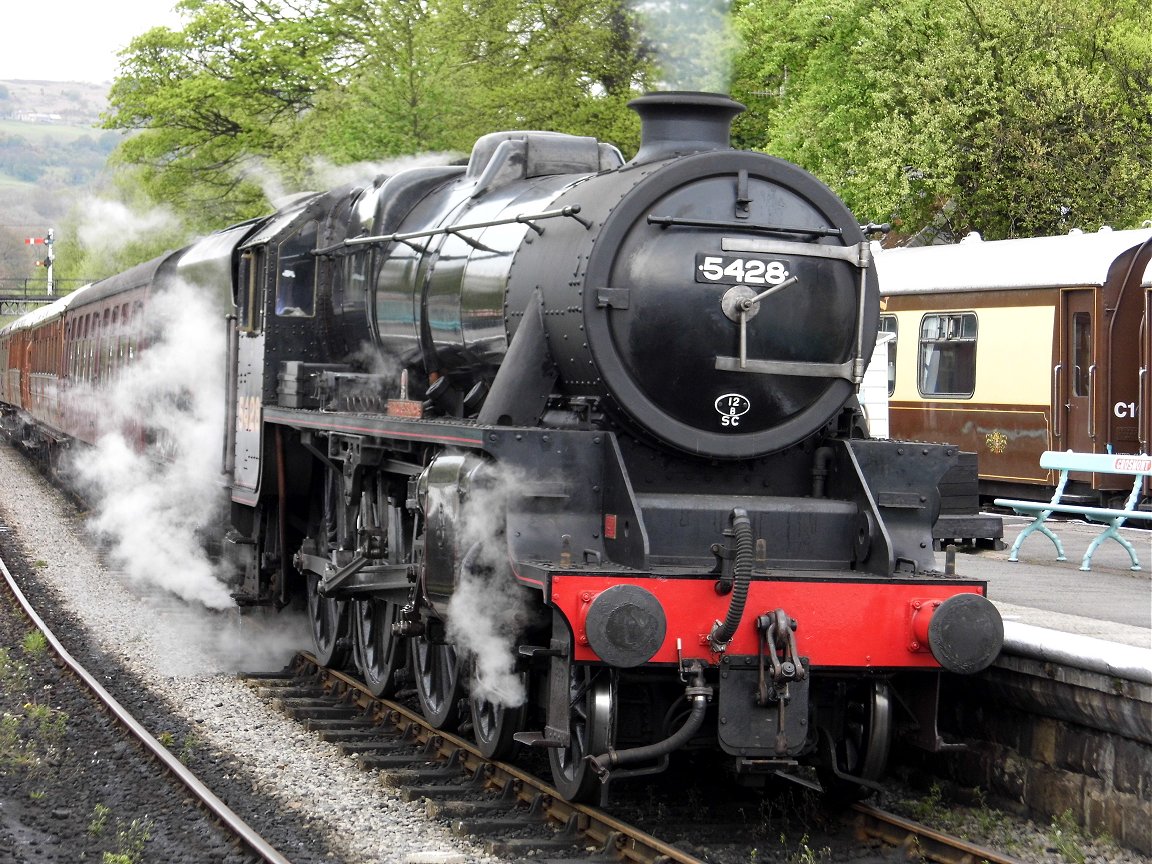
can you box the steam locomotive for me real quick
[0,92,1003,803]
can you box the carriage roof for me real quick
[874,228,1152,295]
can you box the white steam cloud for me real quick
[75,198,182,250]
[238,153,464,210]
[306,153,464,191]
[445,467,533,708]
[69,278,235,610]
[632,0,741,92]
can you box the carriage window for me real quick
[1072,312,1091,397]
[879,315,897,396]
[111,307,120,377]
[275,220,318,317]
[918,312,977,398]
[131,300,144,362]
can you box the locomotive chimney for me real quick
[627,91,745,165]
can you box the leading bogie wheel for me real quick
[818,679,892,801]
[548,665,615,803]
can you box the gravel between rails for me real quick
[0,439,504,864]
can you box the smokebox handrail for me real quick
[648,214,844,238]
[312,205,590,257]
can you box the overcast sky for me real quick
[0,0,184,85]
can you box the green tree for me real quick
[430,0,652,149]
[731,0,1152,239]
[105,0,344,229]
[284,0,458,164]
[104,0,655,227]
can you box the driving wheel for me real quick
[411,634,464,730]
[352,598,405,696]
[306,573,349,668]
[469,669,527,760]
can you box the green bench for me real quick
[994,450,1152,572]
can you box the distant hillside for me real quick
[0,80,108,127]
[0,80,120,290]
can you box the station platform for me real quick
[951,513,1151,651]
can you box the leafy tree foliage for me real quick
[103,0,654,229]
[429,0,653,148]
[105,0,345,229]
[100,0,1149,240]
[731,0,1152,239]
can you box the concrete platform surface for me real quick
[953,514,1151,649]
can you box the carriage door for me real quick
[1142,288,1151,495]
[1059,290,1096,456]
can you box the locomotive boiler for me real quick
[0,92,1004,804]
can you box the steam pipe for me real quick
[811,446,834,498]
[588,662,710,779]
[708,509,754,653]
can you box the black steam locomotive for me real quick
[0,92,1003,803]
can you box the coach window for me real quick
[111,307,120,378]
[918,312,977,398]
[131,300,143,362]
[102,309,112,381]
[879,315,897,396]
[87,314,95,382]
[275,220,318,318]
[119,303,129,369]
[1072,312,1091,396]
[92,314,101,382]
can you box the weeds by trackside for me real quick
[22,630,48,657]
[90,805,153,864]
[1049,809,1087,864]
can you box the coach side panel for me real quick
[882,290,1057,493]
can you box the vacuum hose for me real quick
[708,508,754,653]
[588,663,710,779]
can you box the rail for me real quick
[287,652,1030,864]
[0,553,295,864]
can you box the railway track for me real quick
[261,652,1033,864]
[0,551,291,864]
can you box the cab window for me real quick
[238,249,264,333]
[275,221,318,317]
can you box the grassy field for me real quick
[0,119,107,142]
